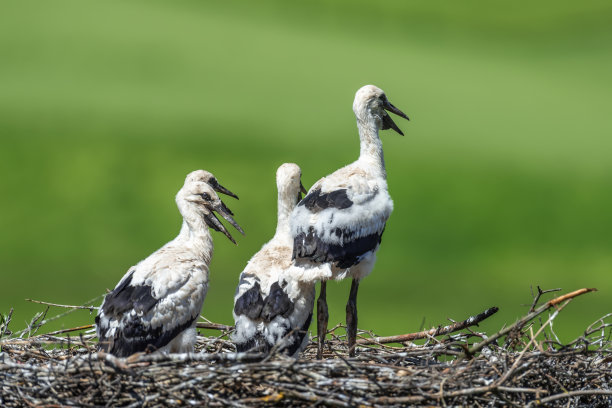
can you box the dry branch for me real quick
[25,298,99,311]
[0,308,13,338]
[196,322,234,331]
[357,306,498,345]
[42,324,95,337]
[527,390,612,407]
[458,287,598,361]
[547,287,596,307]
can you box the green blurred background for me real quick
[1,0,610,341]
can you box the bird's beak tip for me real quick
[215,183,239,200]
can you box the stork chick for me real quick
[96,171,243,357]
[290,85,409,357]
[233,163,314,356]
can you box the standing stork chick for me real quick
[290,85,409,357]
[96,171,243,357]
[233,163,315,356]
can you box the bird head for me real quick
[178,180,244,244]
[185,169,239,199]
[353,85,410,135]
[276,163,307,205]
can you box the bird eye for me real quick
[201,193,211,200]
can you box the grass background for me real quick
[1,0,611,340]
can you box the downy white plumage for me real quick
[95,170,243,357]
[233,163,315,356]
[290,85,409,357]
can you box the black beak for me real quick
[298,182,307,201]
[211,179,239,200]
[204,202,244,245]
[382,98,410,136]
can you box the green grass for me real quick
[1,0,611,341]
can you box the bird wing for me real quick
[233,274,312,355]
[291,171,393,269]
[233,243,293,320]
[233,275,265,320]
[233,243,312,355]
[260,281,295,322]
[96,260,204,357]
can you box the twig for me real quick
[458,288,597,361]
[22,307,49,338]
[529,286,561,312]
[25,298,99,312]
[357,306,499,345]
[496,386,547,394]
[41,324,95,336]
[527,390,612,407]
[97,351,134,374]
[495,299,572,386]
[0,308,13,338]
[196,322,234,331]
[548,288,596,307]
[119,351,267,365]
[12,294,105,338]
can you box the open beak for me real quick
[382,98,410,136]
[211,180,239,200]
[204,202,244,245]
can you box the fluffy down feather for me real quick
[232,163,315,356]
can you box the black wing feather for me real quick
[234,281,265,319]
[298,189,353,212]
[233,281,311,356]
[261,282,294,323]
[101,271,158,317]
[97,270,196,357]
[293,227,384,268]
[100,314,197,357]
[294,188,385,267]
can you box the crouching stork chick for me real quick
[290,85,409,357]
[233,163,315,356]
[95,170,243,357]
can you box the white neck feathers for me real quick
[175,202,214,261]
[357,118,387,179]
[274,190,296,242]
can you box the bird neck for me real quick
[357,119,387,178]
[176,215,214,260]
[274,193,296,244]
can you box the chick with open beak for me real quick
[185,169,239,200]
[96,170,244,357]
[380,94,410,136]
[353,84,410,136]
[180,180,244,244]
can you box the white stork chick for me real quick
[95,171,243,357]
[290,85,409,357]
[232,163,315,356]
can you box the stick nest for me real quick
[1,288,610,407]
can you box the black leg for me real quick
[317,281,328,359]
[346,278,359,357]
